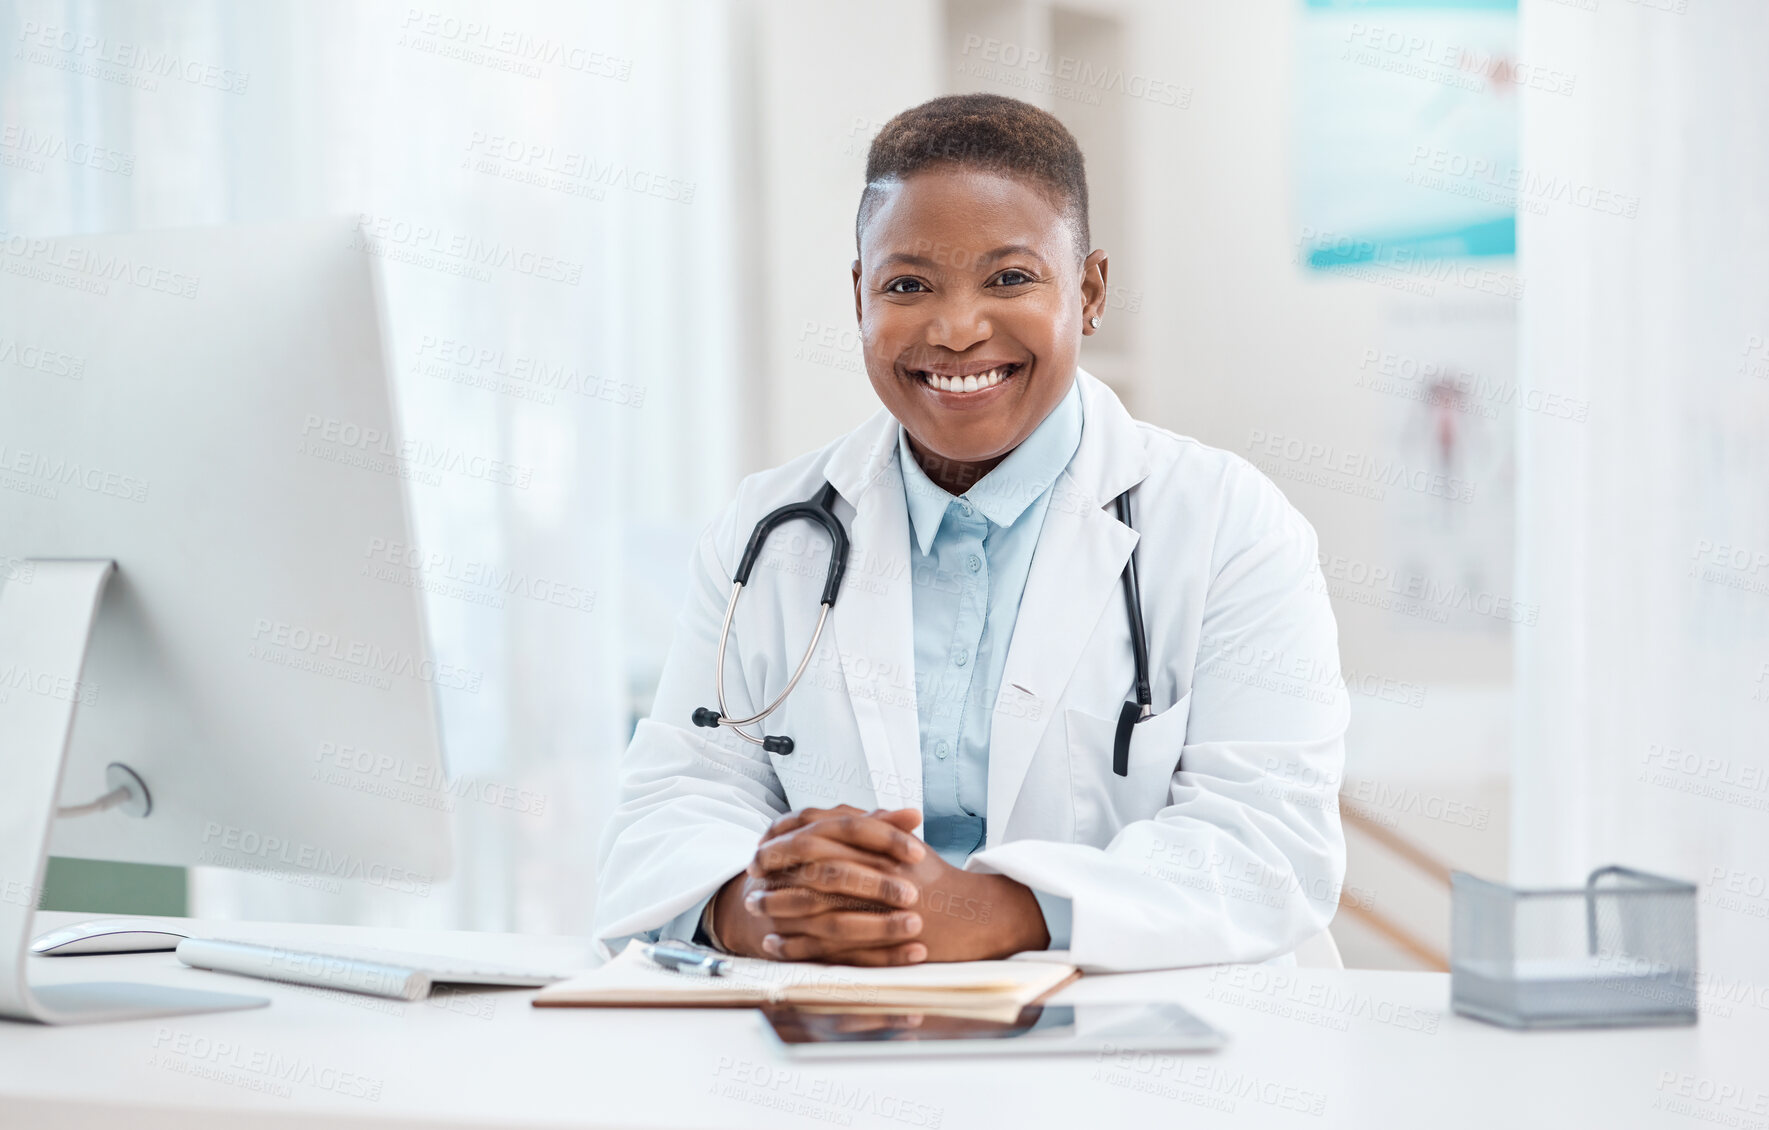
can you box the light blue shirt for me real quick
[898,377,1083,949]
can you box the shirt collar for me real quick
[897,376,1084,556]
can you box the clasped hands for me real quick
[709,805,1049,965]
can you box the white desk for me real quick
[2,912,1760,1129]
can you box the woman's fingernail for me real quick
[745,892,762,911]
[763,935,780,955]
[906,842,925,861]
[906,944,928,963]
[903,914,923,933]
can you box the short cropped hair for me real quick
[856,94,1090,262]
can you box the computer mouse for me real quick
[29,919,190,956]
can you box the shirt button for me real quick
[966,554,981,572]
[954,650,969,667]
[960,501,974,517]
[936,741,949,759]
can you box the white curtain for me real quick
[1515,0,1769,980]
[1,0,750,932]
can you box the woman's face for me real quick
[852,168,1107,485]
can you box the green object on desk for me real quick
[37,857,187,916]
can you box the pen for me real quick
[644,942,731,977]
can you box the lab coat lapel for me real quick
[985,489,1134,841]
[986,372,1149,843]
[820,416,924,813]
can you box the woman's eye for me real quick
[886,278,927,294]
[993,269,1034,287]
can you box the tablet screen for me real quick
[760,1001,1226,1058]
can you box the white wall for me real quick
[750,0,944,469]
[1124,7,1517,967]
[1516,0,1769,986]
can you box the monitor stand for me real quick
[0,560,268,1024]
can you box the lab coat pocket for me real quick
[1064,693,1191,849]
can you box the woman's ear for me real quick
[1081,249,1109,334]
[852,259,864,325]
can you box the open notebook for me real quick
[532,943,1078,1013]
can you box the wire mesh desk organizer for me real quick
[1450,866,1699,1029]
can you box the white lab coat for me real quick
[595,370,1348,972]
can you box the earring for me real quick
[1089,316,1101,329]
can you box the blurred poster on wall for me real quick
[1294,0,1521,270]
[1371,302,1520,635]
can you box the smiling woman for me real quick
[595,93,1351,974]
[852,95,1108,494]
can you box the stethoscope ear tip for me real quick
[691,704,794,755]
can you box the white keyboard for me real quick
[176,938,576,1001]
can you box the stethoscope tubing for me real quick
[711,582,831,736]
[695,480,1153,775]
[1117,491,1154,718]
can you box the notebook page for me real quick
[533,944,1075,1008]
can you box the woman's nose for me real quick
[922,299,991,352]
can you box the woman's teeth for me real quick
[919,365,1015,393]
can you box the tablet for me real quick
[760,1001,1227,1059]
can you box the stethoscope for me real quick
[692,482,1153,777]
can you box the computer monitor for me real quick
[0,218,452,1022]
